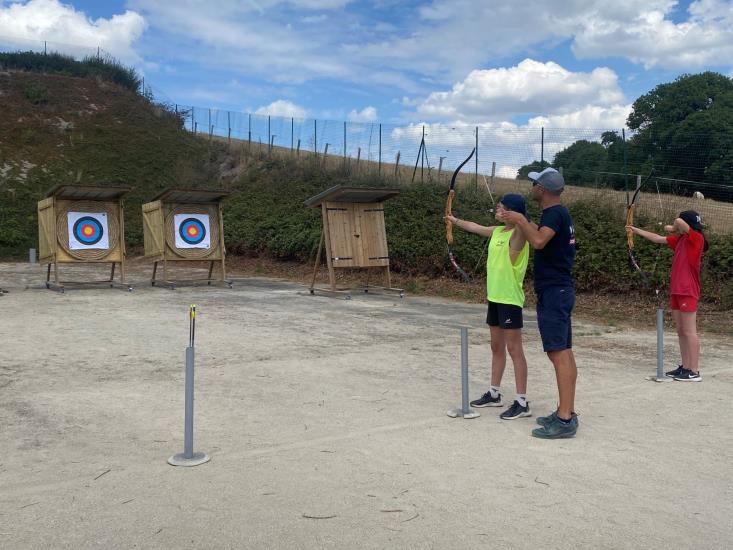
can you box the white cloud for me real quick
[255,99,308,118]
[0,0,146,62]
[527,104,632,129]
[416,59,626,123]
[571,1,733,69]
[347,106,378,122]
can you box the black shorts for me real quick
[536,286,574,352]
[486,300,523,329]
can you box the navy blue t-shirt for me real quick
[534,205,575,291]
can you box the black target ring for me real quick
[72,216,104,246]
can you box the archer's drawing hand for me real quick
[664,224,675,233]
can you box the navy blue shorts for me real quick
[486,301,523,329]
[536,286,574,352]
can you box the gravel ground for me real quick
[1,261,731,550]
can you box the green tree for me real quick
[516,160,550,179]
[551,139,607,187]
[626,72,733,198]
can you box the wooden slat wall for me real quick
[142,201,164,258]
[37,197,55,261]
[357,203,390,267]
[325,201,357,268]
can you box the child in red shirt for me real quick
[627,210,707,381]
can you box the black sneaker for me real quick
[500,400,532,420]
[673,368,701,382]
[470,391,502,408]
[532,415,578,439]
[665,364,685,378]
[536,410,577,427]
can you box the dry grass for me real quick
[219,138,733,235]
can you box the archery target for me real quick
[67,211,110,250]
[174,213,211,249]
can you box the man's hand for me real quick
[498,210,525,225]
[444,214,458,225]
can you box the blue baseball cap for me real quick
[499,193,528,219]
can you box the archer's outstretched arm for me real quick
[444,215,496,237]
[626,225,667,244]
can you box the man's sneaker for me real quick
[500,400,532,420]
[470,391,502,408]
[531,415,578,439]
[673,368,701,382]
[665,364,685,378]
[536,410,577,427]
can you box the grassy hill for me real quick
[0,65,231,257]
[1,57,730,308]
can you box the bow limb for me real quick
[444,149,476,281]
[445,189,455,246]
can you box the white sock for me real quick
[516,394,527,407]
[490,386,501,398]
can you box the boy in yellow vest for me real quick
[445,194,531,419]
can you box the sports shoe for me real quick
[470,391,502,408]
[536,410,577,427]
[500,400,532,420]
[673,368,701,382]
[532,415,578,439]
[665,364,685,378]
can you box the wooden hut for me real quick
[304,185,403,297]
[142,188,231,288]
[37,185,132,292]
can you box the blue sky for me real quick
[1,0,732,173]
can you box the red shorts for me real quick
[669,294,698,312]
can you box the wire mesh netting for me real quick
[3,35,732,234]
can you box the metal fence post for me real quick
[541,126,544,165]
[447,327,479,419]
[378,123,382,176]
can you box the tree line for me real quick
[518,72,733,201]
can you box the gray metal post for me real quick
[447,327,479,418]
[169,306,210,467]
[541,127,544,165]
[461,327,470,413]
[378,123,382,175]
[29,248,37,264]
[184,346,195,457]
[656,306,665,380]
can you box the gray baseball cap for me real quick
[528,167,565,192]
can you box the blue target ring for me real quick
[179,218,207,245]
[72,216,104,246]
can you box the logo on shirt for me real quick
[569,224,575,245]
[504,318,512,324]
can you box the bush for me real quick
[224,156,733,307]
[0,51,141,93]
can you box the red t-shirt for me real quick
[666,229,704,298]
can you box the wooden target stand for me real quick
[304,185,403,299]
[142,189,232,289]
[37,185,132,293]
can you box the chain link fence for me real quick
[2,35,732,234]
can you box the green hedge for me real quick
[224,155,733,307]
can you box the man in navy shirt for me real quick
[498,168,578,438]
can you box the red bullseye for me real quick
[178,217,207,246]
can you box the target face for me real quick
[174,213,211,249]
[67,211,110,250]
